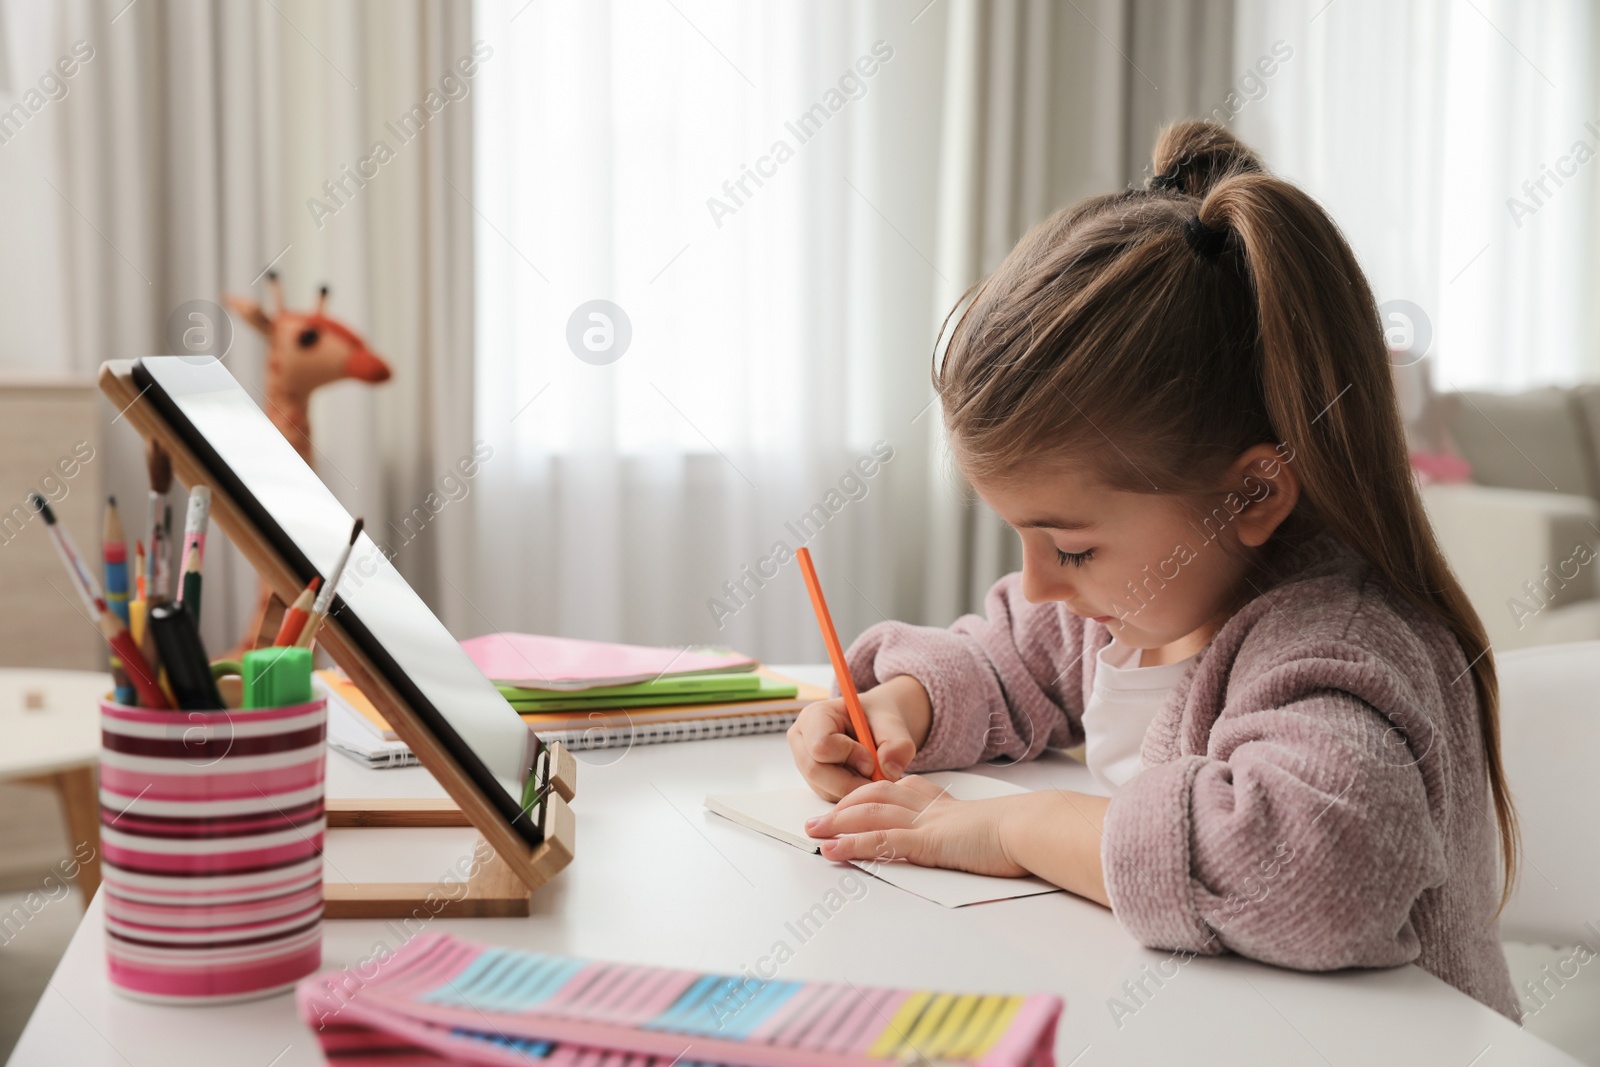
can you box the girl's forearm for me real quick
[1000,791,1112,907]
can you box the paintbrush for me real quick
[295,517,363,648]
[146,440,173,600]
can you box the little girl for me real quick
[788,120,1519,1020]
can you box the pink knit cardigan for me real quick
[843,534,1518,1019]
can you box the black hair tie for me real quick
[1182,214,1229,259]
[1148,169,1184,192]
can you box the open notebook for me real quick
[705,772,1062,908]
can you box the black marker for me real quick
[148,600,224,710]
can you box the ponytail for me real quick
[1199,172,1518,906]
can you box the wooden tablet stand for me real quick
[99,360,576,919]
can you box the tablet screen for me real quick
[133,356,544,845]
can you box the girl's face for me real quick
[972,449,1294,662]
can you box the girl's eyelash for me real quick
[1056,548,1095,568]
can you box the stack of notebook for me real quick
[461,633,826,751]
[318,636,827,759]
[319,670,419,769]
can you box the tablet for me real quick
[131,356,547,846]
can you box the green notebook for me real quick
[498,671,764,705]
[508,674,798,712]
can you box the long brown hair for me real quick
[935,119,1517,904]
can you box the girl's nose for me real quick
[1019,553,1070,604]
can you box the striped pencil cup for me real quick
[98,695,328,1003]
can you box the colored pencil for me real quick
[795,546,883,781]
[129,541,160,695]
[134,538,146,601]
[103,498,129,620]
[97,597,170,710]
[179,556,202,627]
[137,603,162,704]
[272,576,320,647]
[130,598,149,651]
[176,486,211,624]
[103,497,135,704]
[130,536,156,688]
[295,518,363,648]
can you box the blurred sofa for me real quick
[1421,384,1600,651]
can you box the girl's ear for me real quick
[1228,442,1299,548]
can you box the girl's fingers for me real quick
[802,761,872,803]
[810,775,944,832]
[806,801,917,839]
[818,829,917,865]
[792,700,877,778]
[865,707,915,779]
[829,777,924,815]
[791,699,849,753]
[876,738,915,780]
[893,774,950,801]
[787,718,872,801]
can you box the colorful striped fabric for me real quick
[100,696,327,1002]
[297,933,1063,1067]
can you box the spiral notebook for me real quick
[522,671,826,750]
[297,932,1064,1067]
[535,712,802,751]
[321,675,418,769]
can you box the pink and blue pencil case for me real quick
[297,932,1064,1067]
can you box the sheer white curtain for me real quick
[0,0,480,652]
[469,0,951,660]
[467,0,1240,657]
[1234,0,1600,390]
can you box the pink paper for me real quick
[459,632,758,690]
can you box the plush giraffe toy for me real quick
[222,273,392,657]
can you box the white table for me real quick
[0,669,111,899]
[10,666,1578,1066]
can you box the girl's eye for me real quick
[1056,548,1094,568]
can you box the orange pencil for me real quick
[272,576,320,647]
[796,547,883,782]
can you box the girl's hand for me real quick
[803,775,1029,878]
[787,675,931,801]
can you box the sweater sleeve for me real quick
[841,572,1086,772]
[1101,642,1450,972]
